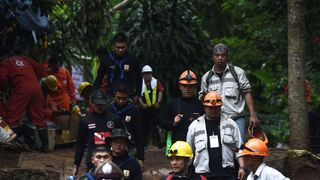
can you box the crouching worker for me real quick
[238,138,290,180]
[79,145,113,180]
[94,161,124,180]
[162,141,207,180]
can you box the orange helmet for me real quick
[239,138,269,157]
[203,91,222,107]
[179,70,198,85]
[247,125,268,144]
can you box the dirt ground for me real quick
[1,145,320,180]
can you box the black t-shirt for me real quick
[205,118,233,177]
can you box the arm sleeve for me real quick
[186,124,195,152]
[0,62,9,91]
[25,56,47,79]
[237,67,251,92]
[93,58,107,89]
[199,71,209,98]
[158,101,174,131]
[133,161,143,180]
[66,69,76,103]
[133,59,142,96]
[74,117,88,166]
[133,109,145,160]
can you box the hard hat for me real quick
[247,125,268,144]
[71,105,81,116]
[168,141,193,158]
[203,91,222,107]
[43,75,58,91]
[239,138,269,157]
[78,82,91,95]
[94,161,124,180]
[141,65,153,73]
[179,70,197,85]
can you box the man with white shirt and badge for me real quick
[187,91,245,180]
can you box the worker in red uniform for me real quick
[47,53,76,113]
[0,54,49,152]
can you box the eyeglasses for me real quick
[239,144,258,153]
[203,99,222,104]
[168,149,178,155]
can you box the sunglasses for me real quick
[203,99,222,104]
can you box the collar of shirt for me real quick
[253,162,267,178]
[212,63,230,74]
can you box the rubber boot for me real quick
[9,127,31,152]
[38,128,49,153]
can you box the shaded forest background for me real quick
[1,0,320,146]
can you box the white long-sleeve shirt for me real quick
[247,163,290,180]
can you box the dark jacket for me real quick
[74,109,121,168]
[160,96,204,143]
[93,52,141,96]
[161,172,207,180]
[108,103,145,161]
[112,153,142,180]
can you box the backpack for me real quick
[205,63,241,93]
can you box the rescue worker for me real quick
[106,128,143,180]
[162,141,207,180]
[160,70,204,144]
[199,43,260,141]
[94,161,124,180]
[93,32,142,104]
[187,91,245,180]
[47,52,76,113]
[238,138,290,180]
[78,81,94,112]
[138,65,164,148]
[108,83,145,170]
[79,145,113,180]
[73,89,121,177]
[0,54,49,152]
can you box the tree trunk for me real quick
[286,0,311,178]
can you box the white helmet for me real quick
[142,65,153,73]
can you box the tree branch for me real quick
[109,0,131,13]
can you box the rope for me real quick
[288,149,320,160]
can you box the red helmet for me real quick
[179,70,198,85]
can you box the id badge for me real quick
[209,135,219,148]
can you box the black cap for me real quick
[91,89,107,105]
[108,128,129,140]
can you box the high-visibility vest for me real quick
[143,81,157,108]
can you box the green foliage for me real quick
[117,0,211,98]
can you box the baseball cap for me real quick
[91,89,107,105]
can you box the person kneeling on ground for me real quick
[162,141,207,180]
[238,138,290,180]
[79,145,113,180]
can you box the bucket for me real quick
[0,117,16,143]
[48,127,56,151]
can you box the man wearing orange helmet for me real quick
[187,91,245,180]
[239,138,289,180]
[160,70,204,144]
[199,43,260,142]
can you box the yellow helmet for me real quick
[71,105,81,116]
[78,82,91,95]
[168,141,193,158]
[43,75,58,91]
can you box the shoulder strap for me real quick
[205,70,214,88]
[85,172,94,180]
[166,174,173,180]
[228,64,241,92]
